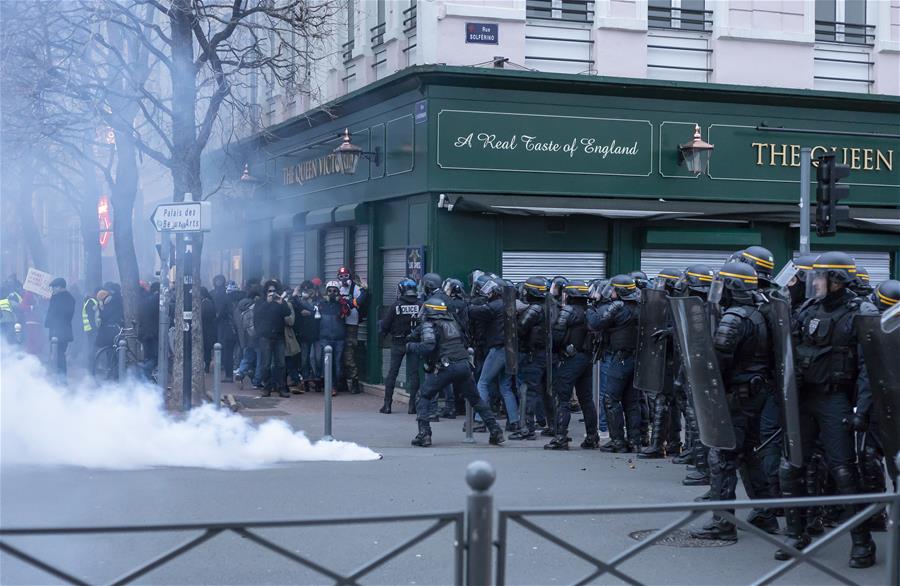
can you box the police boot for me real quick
[580,433,600,449]
[638,419,665,458]
[775,468,811,561]
[690,517,737,542]
[848,530,876,569]
[488,422,505,446]
[597,439,626,452]
[672,450,694,465]
[746,508,781,535]
[379,400,392,414]
[544,435,571,450]
[411,420,432,447]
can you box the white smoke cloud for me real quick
[0,348,380,469]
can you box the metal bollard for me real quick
[117,339,127,380]
[464,401,475,443]
[466,460,495,586]
[49,337,58,371]
[213,343,222,409]
[323,345,334,441]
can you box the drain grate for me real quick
[629,529,737,548]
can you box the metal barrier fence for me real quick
[1,461,897,586]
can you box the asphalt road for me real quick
[1,385,894,585]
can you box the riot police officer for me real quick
[776,251,877,568]
[406,297,505,447]
[637,268,683,459]
[629,271,650,290]
[545,281,599,450]
[673,265,715,486]
[588,274,641,453]
[691,262,778,541]
[853,278,900,531]
[379,278,421,414]
[509,276,549,440]
[850,266,873,297]
[737,246,776,290]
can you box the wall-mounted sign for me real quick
[466,22,498,44]
[415,100,427,124]
[707,124,898,188]
[406,246,425,283]
[437,110,653,177]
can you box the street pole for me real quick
[799,147,811,255]
[213,343,222,409]
[182,234,193,412]
[465,461,495,586]
[323,345,334,440]
[158,232,170,392]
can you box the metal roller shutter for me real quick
[323,228,345,282]
[288,232,305,287]
[640,249,735,280]
[794,250,891,285]
[501,251,607,282]
[382,248,409,388]
[354,225,369,340]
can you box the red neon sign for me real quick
[98,196,111,247]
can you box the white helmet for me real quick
[325,280,341,291]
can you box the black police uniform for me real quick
[778,287,877,566]
[693,291,777,540]
[380,292,421,413]
[510,299,547,439]
[546,300,598,449]
[588,299,641,451]
[406,305,504,446]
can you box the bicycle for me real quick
[92,323,144,381]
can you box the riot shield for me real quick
[634,288,668,395]
[668,295,736,449]
[764,297,803,467]
[856,314,900,465]
[502,285,519,376]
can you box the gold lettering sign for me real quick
[282,152,349,186]
[751,142,893,172]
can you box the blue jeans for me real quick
[252,347,264,386]
[319,339,344,390]
[301,340,321,379]
[259,337,286,391]
[476,346,518,424]
[236,345,255,377]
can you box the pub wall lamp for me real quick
[334,128,381,175]
[678,124,714,175]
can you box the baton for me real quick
[753,427,783,454]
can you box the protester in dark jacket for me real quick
[97,284,124,348]
[212,276,238,381]
[294,280,322,392]
[44,277,75,379]
[137,283,160,379]
[253,281,291,397]
[200,287,216,372]
[318,280,348,395]
[233,290,259,382]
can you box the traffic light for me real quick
[815,153,850,237]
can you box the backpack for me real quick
[355,287,369,320]
[241,304,256,340]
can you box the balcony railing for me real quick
[526,0,594,23]
[341,40,354,64]
[648,6,712,33]
[815,20,875,46]
[370,22,386,48]
[403,4,417,35]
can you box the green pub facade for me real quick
[206,65,900,387]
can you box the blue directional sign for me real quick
[466,22,498,44]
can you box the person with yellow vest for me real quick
[82,289,102,367]
[0,285,22,344]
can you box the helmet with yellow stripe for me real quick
[812,251,857,285]
[873,279,900,313]
[610,274,640,301]
[523,276,549,301]
[674,264,714,296]
[739,246,776,285]
[422,297,451,320]
[851,266,874,296]
[563,280,591,303]
[717,261,759,292]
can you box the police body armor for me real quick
[518,303,546,354]
[391,296,421,338]
[795,293,864,393]
[558,305,590,357]
[421,319,470,371]
[602,303,638,354]
[714,304,770,387]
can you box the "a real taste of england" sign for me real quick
[436,110,653,177]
